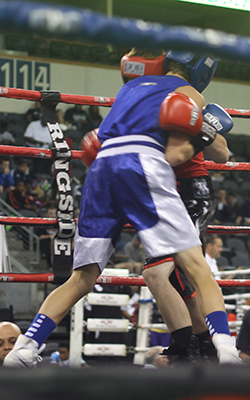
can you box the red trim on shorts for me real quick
[182,291,197,300]
[174,265,185,292]
[143,257,174,270]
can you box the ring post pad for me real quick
[41,91,75,284]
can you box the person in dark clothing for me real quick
[87,105,103,129]
[236,191,250,225]
[64,104,92,134]
[7,181,40,213]
[237,308,250,364]
[13,159,33,189]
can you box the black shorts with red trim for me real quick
[143,256,195,299]
[170,175,216,299]
[170,265,196,300]
[143,176,215,300]
[143,255,174,270]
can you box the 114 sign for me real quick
[0,57,50,90]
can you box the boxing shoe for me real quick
[3,334,46,368]
[212,334,243,365]
[199,339,218,364]
[161,335,201,366]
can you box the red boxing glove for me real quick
[80,128,101,168]
[159,92,203,136]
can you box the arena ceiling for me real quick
[29,0,250,37]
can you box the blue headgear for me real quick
[165,51,218,93]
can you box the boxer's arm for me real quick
[203,134,230,163]
[165,131,195,167]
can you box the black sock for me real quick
[171,326,193,348]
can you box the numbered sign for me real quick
[0,57,50,90]
[16,60,32,89]
[0,58,14,88]
[34,62,50,91]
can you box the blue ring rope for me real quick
[0,1,249,63]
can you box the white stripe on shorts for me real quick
[97,135,165,159]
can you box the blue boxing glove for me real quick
[190,103,233,156]
[202,103,233,135]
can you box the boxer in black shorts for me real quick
[169,174,218,363]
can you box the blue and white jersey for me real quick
[98,75,191,147]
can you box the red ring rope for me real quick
[0,145,249,172]
[0,87,115,106]
[0,145,82,159]
[0,273,250,287]
[205,161,250,171]
[1,87,250,118]
[0,216,249,236]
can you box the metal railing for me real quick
[0,197,40,270]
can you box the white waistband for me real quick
[101,135,165,149]
[96,135,165,159]
[96,144,165,159]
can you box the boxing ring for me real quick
[1,1,250,399]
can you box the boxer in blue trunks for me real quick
[4,49,241,367]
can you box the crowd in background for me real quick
[0,102,103,216]
[0,102,103,270]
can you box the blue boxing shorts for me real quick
[73,135,201,272]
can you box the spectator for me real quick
[24,101,42,124]
[7,180,41,213]
[13,158,33,190]
[56,108,71,132]
[64,104,92,134]
[24,116,52,149]
[50,340,89,368]
[0,157,15,193]
[204,234,223,279]
[204,234,243,281]
[115,233,145,274]
[32,178,53,210]
[34,204,57,269]
[0,120,16,146]
[236,191,250,225]
[0,322,21,366]
[87,105,103,129]
[142,346,168,369]
[225,154,244,184]
[212,189,231,224]
[237,298,250,363]
[124,233,145,268]
[24,116,53,175]
[227,191,241,224]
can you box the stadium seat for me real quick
[226,237,247,254]
[50,40,71,60]
[71,43,92,62]
[231,254,250,268]
[27,37,50,58]
[5,34,27,52]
